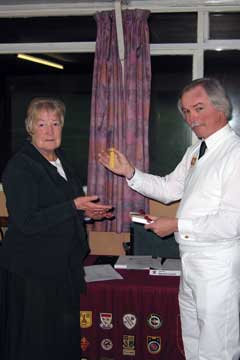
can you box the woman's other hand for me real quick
[98,148,135,179]
[74,195,112,217]
[85,209,114,220]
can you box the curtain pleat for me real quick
[87,9,151,233]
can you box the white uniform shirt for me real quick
[127,125,240,249]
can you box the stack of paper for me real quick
[149,259,181,276]
[114,255,162,270]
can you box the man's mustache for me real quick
[190,121,204,129]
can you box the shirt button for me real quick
[184,235,189,239]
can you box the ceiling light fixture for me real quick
[17,53,64,70]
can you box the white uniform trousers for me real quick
[179,242,240,360]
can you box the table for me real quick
[80,256,185,359]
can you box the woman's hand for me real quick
[85,209,114,220]
[98,148,135,179]
[74,195,112,218]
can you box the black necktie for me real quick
[198,141,207,159]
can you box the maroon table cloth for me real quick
[80,256,185,359]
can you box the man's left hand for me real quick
[144,216,178,237]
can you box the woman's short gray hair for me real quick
[178,78,232,120]
[25,97,65,134]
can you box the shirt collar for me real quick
[50,158,61,165]
[204,124,233,150]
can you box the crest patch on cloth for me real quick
[123,335,135,356]
[147,313,163,329]
[123,313,137,329]
[80,337,90,352]
[147,336,161,354]
[80,311,92,328]
[101,338,113,351]
[99,312,113,329]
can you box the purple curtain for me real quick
[87,9,151,233]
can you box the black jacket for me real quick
[0,142,90,283]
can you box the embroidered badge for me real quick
[191,156,197,166]
[122,335,135,356]
[147,336,161,354]
[80,336,90,352]
[101,338,113,351]
[99,313,113,329]
[123,313,137,330]
[80,311,92,328]
[147,313,163,329]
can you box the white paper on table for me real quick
[114,255,162,270]
[84,264,124,283]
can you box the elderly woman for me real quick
[0,98,112,360]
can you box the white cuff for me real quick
[178,218,194,240]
